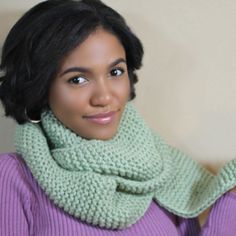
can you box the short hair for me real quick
[0,0,144,124]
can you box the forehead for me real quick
[60,28,126,69]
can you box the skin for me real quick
[48,28,130,140]
[198,168,236,227]
[48,26,236,226]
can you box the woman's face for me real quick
[48,28,130,140]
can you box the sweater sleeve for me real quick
[0,153,34,236]
[199,191,236,236]
[176,192,236,236]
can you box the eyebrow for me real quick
[60,58,127,76]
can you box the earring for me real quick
[25,108,41,123]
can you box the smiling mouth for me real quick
[83,111,117,125]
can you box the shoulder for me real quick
[0,151,24,164]
[0,152,29,177]
[0,152,36,199]
[0,153,37,235]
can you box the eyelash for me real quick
[68,76,88,85]
[67,68,125,85]
[110,67,125,77]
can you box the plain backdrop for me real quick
[1,0,236,172]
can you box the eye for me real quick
[110,68,125,77]
[68,76,88,85]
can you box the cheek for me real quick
[49,84,88,113]
[116,76,131,101]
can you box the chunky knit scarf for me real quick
[14,102,236,230]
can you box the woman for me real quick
[0,0,236,235]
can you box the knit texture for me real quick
[14,102,236,230]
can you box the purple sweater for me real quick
[0,153,236,236]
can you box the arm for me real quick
[199,191,236,236]
[198,173,236,231]
[0,154,32,236]
[176,191,236,236]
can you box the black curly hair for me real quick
[0,0,144,124]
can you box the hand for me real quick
[198,207,211,227]
[230,187,236,193]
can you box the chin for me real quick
[90,128,118,140]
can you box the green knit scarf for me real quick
[14,102,236,230]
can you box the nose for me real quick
[90,77,112,107]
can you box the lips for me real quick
[85,111,116,119]
[83,111,117,125]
